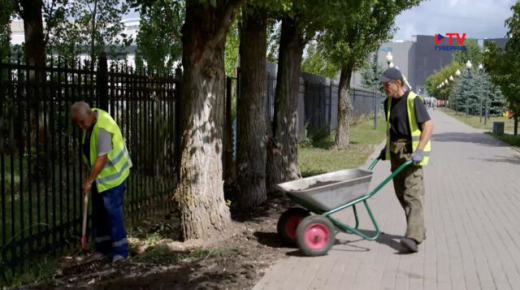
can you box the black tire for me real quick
[277,207,310,246]
[296,215,336,256]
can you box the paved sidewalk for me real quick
[253,110,520,290]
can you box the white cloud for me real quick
[393,0,516,41]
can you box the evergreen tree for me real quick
[360,52,385,95]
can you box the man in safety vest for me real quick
[71,102,132,262]
[378,68,433,253]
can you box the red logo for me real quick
[435,33,466,45]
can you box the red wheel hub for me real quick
[285,216,302,239]
[304,223,330,249]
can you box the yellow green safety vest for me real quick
[385,92,431,166]
[82,108,132,192]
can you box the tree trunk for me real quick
[237,8,268,210]
[21,0,46,68]
[266,17,305,191]
[175,1,240,240]
[334,66,354,150]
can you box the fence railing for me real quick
[0,54,178,278]
[1,55,382,280]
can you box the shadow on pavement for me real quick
[432,132,508,147]
[474,155,520,165]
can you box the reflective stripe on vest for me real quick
[385,92,431,165]
[82,109,132,192]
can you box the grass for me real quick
[489,133,520,150]
[439,108,520,149]
[439,108,517,133]
[298,115,386,177]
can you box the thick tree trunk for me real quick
[334,66,354,150]
[266,17,305,191]
[21,0,46,68]
[236,8,268,210]
[175,1,240,240]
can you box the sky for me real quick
[392,0,517,41]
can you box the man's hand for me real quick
[379,147,387,161]
[411,149,424,165]
[82,179,93,194]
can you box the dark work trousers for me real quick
[390,139,426,244]
[91,181,128,258]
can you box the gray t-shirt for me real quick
[97,128,113,156]
[95,111,113,156]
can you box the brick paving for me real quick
[253,110,520,290]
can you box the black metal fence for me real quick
[265,73,382,138]
[0,54,178,278]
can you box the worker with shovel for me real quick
[71,102,132,262]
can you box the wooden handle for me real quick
[82,192,89,238]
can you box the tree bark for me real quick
[334,66,354,150]
[175,1,240,240]
[20,0,46,68]
[266,17,305,191]
[237,8,268,210]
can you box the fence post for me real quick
[329,82,333,135]
[374,91,378,130]
[97,53,108,110]
[175,67,183,182]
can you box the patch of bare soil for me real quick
[26,192,299,290]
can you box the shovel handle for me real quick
[81,192,88,248]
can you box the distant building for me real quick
[351,35,509,97]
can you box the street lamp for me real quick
[389,62,394,68]
[455,69,461,77]
[449,75,454,81]
[465,60,472,117]
[478,63,486,124]
[386,52,393,67]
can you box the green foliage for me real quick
[301,42,339,79]
[225,19,239,76]
[451,70,506,116]
[483,1,520,117]
[424,61,464,99]
[266,20,280,63]
[0,0,11,62]
[453,39,483,66]
[49,0,130,65]
[319,0,422,74]
[136,0,184,73]
[361,53,385,94]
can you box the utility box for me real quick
[493,121,505,135]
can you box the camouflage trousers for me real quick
[390,139,426,244]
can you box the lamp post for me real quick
[455,69,461,112]
[478,63,484,124]
[386,52,393,68]
[465,60,472,118]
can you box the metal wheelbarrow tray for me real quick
[275,158,412,256]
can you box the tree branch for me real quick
[207,0,244,51]
[43,0,58,45]
[13,0,24,18]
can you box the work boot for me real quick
[400,238,418,253]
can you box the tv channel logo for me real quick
[434,33,467,51]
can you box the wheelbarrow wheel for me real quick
[296,216,335,256]
[277,207,310,247]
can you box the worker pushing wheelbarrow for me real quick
[275,158,412,256]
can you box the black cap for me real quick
[378,68,403,82]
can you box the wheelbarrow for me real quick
[275,158,412,256]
